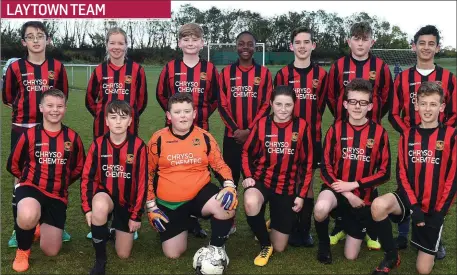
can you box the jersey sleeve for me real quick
[436,132,457,214]
[396,132,418,208]
[444,73,457,127]
[357,129,391,188]
[136,65,148,115]
[241,122,261,178]
[6,132,28,178]
[320,125,339,187]
[205,133,233,181]
[274,69,284,86]
[2,65,18,107]
[156,64,170,112]
[389,74,408,133]
[146,133,161,201]
[248,69,273,130]
[80,142,99,214]
[85,68,99,117]
[70,135,86,183]
[129,143,148,221]
[318,72,329,117]
[217,68,239,132]
[326,63,338,117]
[56,63,69,99]
[209,66,220,116]
[380,63,393,118]
[297,123,314,198]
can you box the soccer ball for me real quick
[192,245,229,275]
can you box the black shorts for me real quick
[95,190,132,233]
[411,220,443,256]
[388,191,411,224]
[15,185,67,230]
[313,141,322,170]
[389,191,443,255]
[246,181,296,235]
[320,186,372,240]
[158,183,220,242]
[11,124,29,153]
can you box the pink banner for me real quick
[2,0,171,19]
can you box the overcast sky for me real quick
[172,1,457,48]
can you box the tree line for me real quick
[1,4,455,64]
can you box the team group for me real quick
[2,20,456,275]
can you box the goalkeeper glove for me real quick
[410,204,425,225]
[215,180,238,211]
[146,200,169,232]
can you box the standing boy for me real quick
[3,21,70,247]
[274,26,328,247]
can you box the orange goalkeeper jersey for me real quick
[147,125,232,202]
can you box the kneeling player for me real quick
[7,89,85,272]
[241,85,314,266]
[314,79,391,264]
[81,100,148,275]
[146,92,237,259]
[371,82,457,275]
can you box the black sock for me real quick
[376,217,396,255]
[299,198,314,235]
[12,190,18,229]
[91,223,109,261]
[314,217,330,247]
[246,213,271,247]
[210,217,233,247]
[367,220,378,241]
[15,223,35,251]
[331,216,343,235]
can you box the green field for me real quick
[1,60,456,275]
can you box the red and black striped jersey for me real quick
[2,58,69,124]
[389,65,457,133]
[6,124,85,204]
[274,62,328,142]
[218,60,273,137]
[80,133,148,221]
[327,54,393,123]
[321,120,391,205]
[156,59,219,130]
[86,59,148,138]
[397,125,457,214]
[242,116,313,198]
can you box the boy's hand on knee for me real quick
[216,181,238,211]
[128,219,141,233]
[242,177,255,189]
[411,204,425,226]
[146,200,169,232]
[292,197,304,212]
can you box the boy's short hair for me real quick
[413,25,441,45]
[178,23,204,39]
[344,78,373,102]
[236,31,257,44]
[290,26,314,44]
[40,88,67,104]
[349,22,373,39]
[167,92,194,111]
[21,21,49,39]
[416,81,444,103]
[105,99,132,116]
